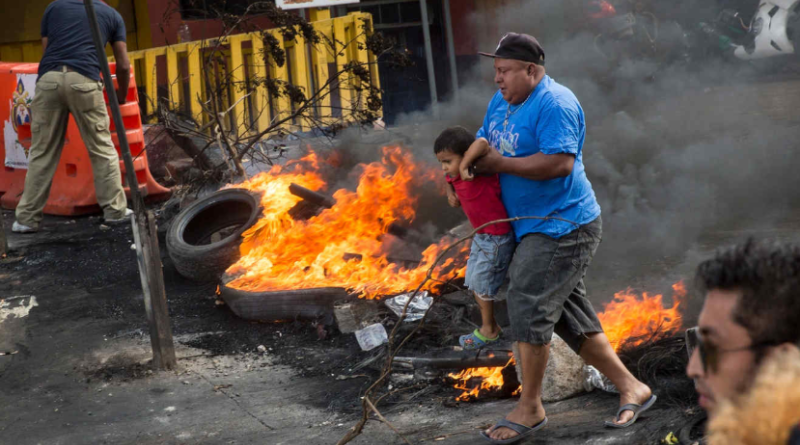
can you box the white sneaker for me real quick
[104,208,134,224]
[11,221,37,233]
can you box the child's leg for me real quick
[475,292,501,339]
[460,232,513,349]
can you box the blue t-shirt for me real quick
[476,75,601,240]
[38,0,126,81]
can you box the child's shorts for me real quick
[464,232,516,299]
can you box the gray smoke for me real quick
[300,0,800,306]
[388,1,800,277]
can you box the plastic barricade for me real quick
[0,62,170,216]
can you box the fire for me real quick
[448,358,515,402]
[598,281,686,351]
[224,146,467,299]
[449,281,687,400]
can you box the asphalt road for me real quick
[3,204,798,444]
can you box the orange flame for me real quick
[450,281,687,400]
[224,147,466,299]
[598,280,686,351]
[448,358,516,402]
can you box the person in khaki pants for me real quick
[12,0,132,233]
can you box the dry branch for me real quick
[337,215,579,445]
[157,3,403,183]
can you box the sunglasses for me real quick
[685,327,775,374]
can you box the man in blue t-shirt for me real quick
[460,33,654,443]
[12,0,132,233]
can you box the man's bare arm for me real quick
[42,37,48,52]
[111,41,130,104]
[501,152,574,180]
[459,138,492,181]
[473,145,575,181]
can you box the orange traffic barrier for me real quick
[0,62,170,216]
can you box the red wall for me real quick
[146,0,278,46]
[147,1,477,54]
[449,0,478,56]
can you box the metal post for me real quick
[442,0,459,104]
[0,210,8,257]
[419,0,439,117]
[84,0,176,370]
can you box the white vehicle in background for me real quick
[734,0,800,59]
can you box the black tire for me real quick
[218,278,350,321]
[166,189,260,282]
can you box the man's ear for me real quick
[531,63,545,78]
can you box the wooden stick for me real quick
[392,350,514,370]
[289,183,335,208]
[131,211,177,369]
[84,0,176,370]
[365,398,412,445]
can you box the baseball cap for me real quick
[479,32,545,66]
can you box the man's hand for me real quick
[116,90,126,105]
[460,138,493,181]
[459,162,475,181]
[471,145,507,176]
[448,193,461,208]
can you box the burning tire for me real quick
[218,278,350,321]
[166,189,260,282]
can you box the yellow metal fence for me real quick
[0,41,44,63]
[126,11,381,135]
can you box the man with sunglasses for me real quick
[687,239,800,416]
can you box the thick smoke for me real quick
[303,0,800,306]
[394,2,800,276]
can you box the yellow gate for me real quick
[125,11,381,135]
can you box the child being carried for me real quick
[434,126,515,350]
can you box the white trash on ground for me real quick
[355,323,388,351]
[384,291,432,322]
[583,365,619,393]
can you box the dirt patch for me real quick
[87,361,153,383]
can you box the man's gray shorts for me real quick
[506,216,604,353]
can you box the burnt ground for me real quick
[3,208,800,445]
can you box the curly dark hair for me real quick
[695,238,800,348]
[434,126,474,156]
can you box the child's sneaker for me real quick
[459,329,501,350]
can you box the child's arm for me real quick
[459,138,492,181]
[446,182,460,207]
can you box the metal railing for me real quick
[125,11,381,135]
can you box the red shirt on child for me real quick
[447,174,512,236]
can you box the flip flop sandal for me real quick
[459,329,501,350]
[480,417,548,444]
[604,394,658,428]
